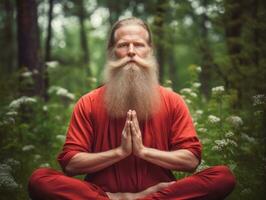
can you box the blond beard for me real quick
[103,54,161,121]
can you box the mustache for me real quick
[107,56,153,69]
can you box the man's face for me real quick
[113,25,151,60]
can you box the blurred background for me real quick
[0,0,265,199]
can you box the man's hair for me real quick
[107,17,153,51]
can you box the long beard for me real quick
[103,54,161,121]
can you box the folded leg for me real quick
[28,168,109,200]
[139,165,236,200]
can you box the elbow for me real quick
[64,164,78,176]
[185,158,200,172]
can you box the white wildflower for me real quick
[56,134,66,142]
[212,86,225,95]
[252,94,266,106]
[185,99,192,104]
[196,110,203,115]
[46,61,59,69]
[0,174,19,190]
[192,82,201,88]
[4,159,20,167]
[0,164,12,173]
[0,117,15,125]
[190,92,197,98]
[208,115,221,123]
[33,69,38,74]
[6,111,18,116]
[21,71,32,78]
[22,145,35,152]
[212,145,222,151]
[196,159,209,172]
[9,96,37,110]
[34,154,41,160]
[39,163,50,168]
[240,188,252,195]
[227,139,238,147]
[165,80,172,85]
[225,131,234,138]
[180,88,192,94]
[198,127,207,133]
[215,139,227,147]
[49,86,75,100]
[226,116,243,128]
[196,66,202,72]
[42,105,48,111]
[241,133,256,143]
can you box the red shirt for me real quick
[57,85,202,192]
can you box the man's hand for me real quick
[119,110,133,157]
[130,110,146,158]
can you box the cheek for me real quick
[138,48,151,58]
[114,49,126,58]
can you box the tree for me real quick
[16,0,44,97]
[0,0,17,73]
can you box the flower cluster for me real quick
[208,115,221,123]
[0,163,19,190]
[9,96,37,110]
[252,94,266,106]
[49,86,75,100]
[46,61,59,69]
[226,116,243,128]
[212,138,238,151]
[22,145,35,152]
[212,86,225,95]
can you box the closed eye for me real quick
[117,43,128,48]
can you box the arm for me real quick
[65,111,133,176]
[138,148,199,172]
[65,147,127,176]
[130,108,200,172]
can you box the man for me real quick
[28,17,236,200]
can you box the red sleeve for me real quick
[57,96,94,171]
[169,93,202,162]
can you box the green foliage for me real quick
[169,66,266,200]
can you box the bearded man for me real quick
[28,18,236,200]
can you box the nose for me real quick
[127,43,136,57]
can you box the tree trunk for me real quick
[45,0,54,62]
[16,0,44,97]
[153,1,168,83]
[2,0,16,73]
[43,0,54,101]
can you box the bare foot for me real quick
[106,192,138,200]
[106,182,176,200]
[138,181,176,197]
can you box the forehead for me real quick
[114,24,149,43]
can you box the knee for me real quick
[29,168,54,187]
[209,165,236,198]
[28,168,59,197]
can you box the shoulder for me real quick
[159,85,185,108]
[75,86,105,110]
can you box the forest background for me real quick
[0,0,265,199]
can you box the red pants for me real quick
[28,165,236,200]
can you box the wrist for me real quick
[138,146,148,159]
[116,147,130,159]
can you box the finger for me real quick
[123,110,132,133]
[132,110,140,130]
[126,120,131,136]
[131,122,141,141]
[127,110,132,121]
[130,121,136,135]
